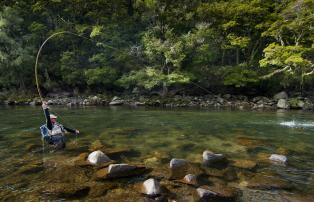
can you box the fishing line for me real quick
[35,31,117,102]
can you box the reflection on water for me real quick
[0,106,314,200]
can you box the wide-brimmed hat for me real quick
[50,114,57,119]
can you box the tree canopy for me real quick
[0,0,313,95]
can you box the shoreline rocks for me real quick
[277,99,289,109]
[2,92,314,110]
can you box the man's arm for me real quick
[63,126,80,135]
[42,102,52,130]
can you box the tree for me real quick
[260,0,314,91]
[0,6,34,90]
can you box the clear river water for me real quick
[0,106,313,201]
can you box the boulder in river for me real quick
[96,163,148,179]
[169,158,189,179]
[87,150,111,165]
[269,154,287,164]
[277,99,289,109]
[202,150,228,168]
[142,178,161,196]
[182,174,198,186]
[169,158,188,169]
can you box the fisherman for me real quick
[40,101,79,149]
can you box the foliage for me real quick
[223,64,258,87]
[0,6,34,90]
[118,67,190,90]
[85,67,117,88]
[1,0,314,95]
[260,0,314,89]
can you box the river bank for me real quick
[1,91,314,110]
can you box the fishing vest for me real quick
[40,123,65,138]
[49,123,65,136]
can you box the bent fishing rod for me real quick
[34,31,116,101]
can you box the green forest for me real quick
[0,0,313,97]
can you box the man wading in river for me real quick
[40,101,79,149]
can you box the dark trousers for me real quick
[44,135,66,149]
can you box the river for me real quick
[0,106,313,201]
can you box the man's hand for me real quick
[42,101,49,110]
[75,130,80,135]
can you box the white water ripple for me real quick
[280,121,314,128]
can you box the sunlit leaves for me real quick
[118,68,191,90]
[226,34,250,49]
[90,25,104,38]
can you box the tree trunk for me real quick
[221,49,225,65]
[162,82,168,97]
[236,48,239,65]
[127,0,133,16]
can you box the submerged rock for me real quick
[236,136,266,148]
[269,154,287,164]
[43,165,91,184]
[196,187,217,200]
[142,178,161,196]
[205,167,238,182]
[232,159,257,170]
[41,183,90,199]
[246,174,292,190]
[87,150,111,165]
[202,184,238,200]
[275,147,289,155]
[240,189,286,202]
[88,182,118,198]
[105,148,136,160]
[202,150,228,168]
[74,153,91,166]
[96,164,148,179]
[169,158,190,180]
[18,162,44,175]
[89,140,105,151]
[144,157,160,166]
